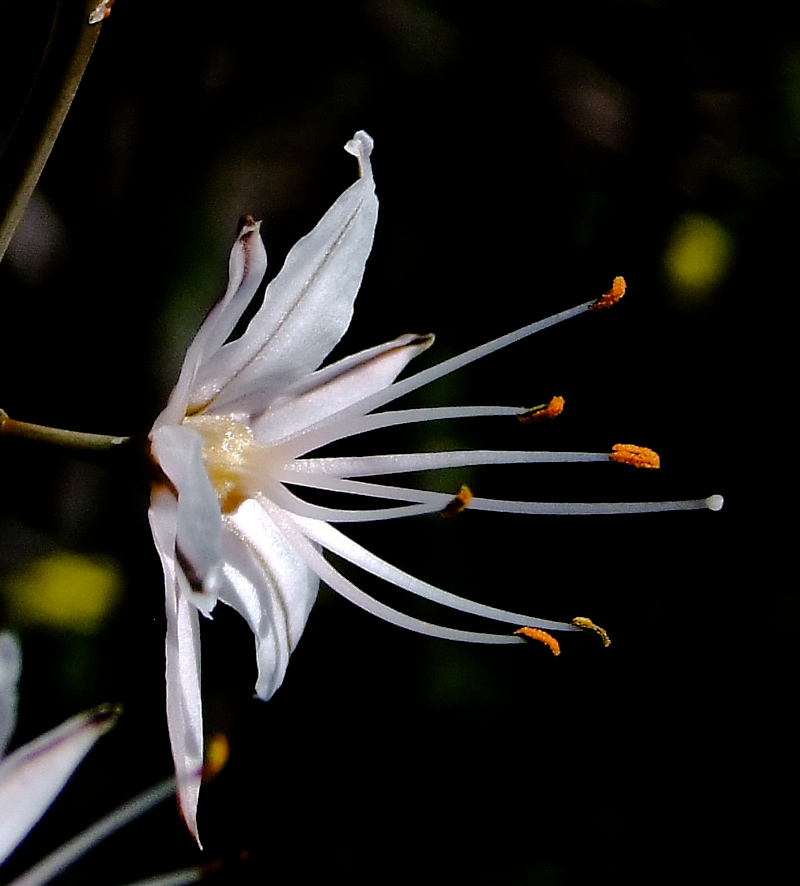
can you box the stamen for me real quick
[441,485,473,517]
[277,300,597,450]
[609,443,660,469]
[514,626,561,655]
[518,395,565,424]
[589,275,626,311]
[571,616,611,647]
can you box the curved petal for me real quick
[151,425,226,616]
[149,488,204,846]
[200,131,379,414]
[220,498,319,701]
[0,706,119,865]
[155,218,268,428]
[252,332,434,444]
[0,632,20,759]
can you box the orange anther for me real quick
[609,443,660,469]
[518,395,565,424]
[571,617,611,647]
[514,626,561,656]
[589,275,626,311]
[441,484,473,517]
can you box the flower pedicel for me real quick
[148,130,723,841]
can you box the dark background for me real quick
[0,1,785,884]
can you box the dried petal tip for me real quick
[589,275,626,312]
[88,0,114,24]
[610,443,660,469]
[86,703,124,731]
[571,617,611,647]
[344,130,375,178]
[441,484,473,517]
[236,215,261,236]
[518,395,565,424]
[514,626,561,656]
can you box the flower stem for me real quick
[0,0,111,263]
[0,409,131,461]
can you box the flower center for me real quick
[183,415,260,513]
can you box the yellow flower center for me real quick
[183,414,260,512]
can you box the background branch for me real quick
[0,0,111,263]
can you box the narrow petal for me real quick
[202,131,379,414]
[155,219,268,428]
[149,489,203,846]
[0,706,119,865]
[151,425,226,616]
[251,333,434,443]
[220,501,320,700]
[0,632,21,758]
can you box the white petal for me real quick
[0,705,119,865]
[252,333,434,444]
[221,498,319,701]
[0,632,21,759]
[151,425,225,616]
[165,579,203,846]
[150,489,204,846]
[154,219,268,428]
[200,131,379,414]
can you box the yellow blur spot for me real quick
[204,733,230,782]
[2,552,121,631]
[663,212,733,304]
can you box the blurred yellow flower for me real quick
[2,552,121,631]
[663,211,733,303]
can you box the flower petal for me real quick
[151,425,226,616]
[0,705,119,865]
[252,332,434,444]
[0,632,20,759]
[200,131,379,414]
[149,488,204,846]
[156,219,268,428]
[221,498,319,701]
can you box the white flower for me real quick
[148,130,722,842]
[0,632,119,866]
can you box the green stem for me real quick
[0,0,112,263]
[0,409,130,458]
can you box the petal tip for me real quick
[345,130,374,178]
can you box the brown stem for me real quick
[0,0,113,263]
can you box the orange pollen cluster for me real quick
[441,484,473,517]
[589,275,627,312]
[518,395,566,424]
[571,617,612,647]
[609,443,660,469]
[514,626,561,656]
